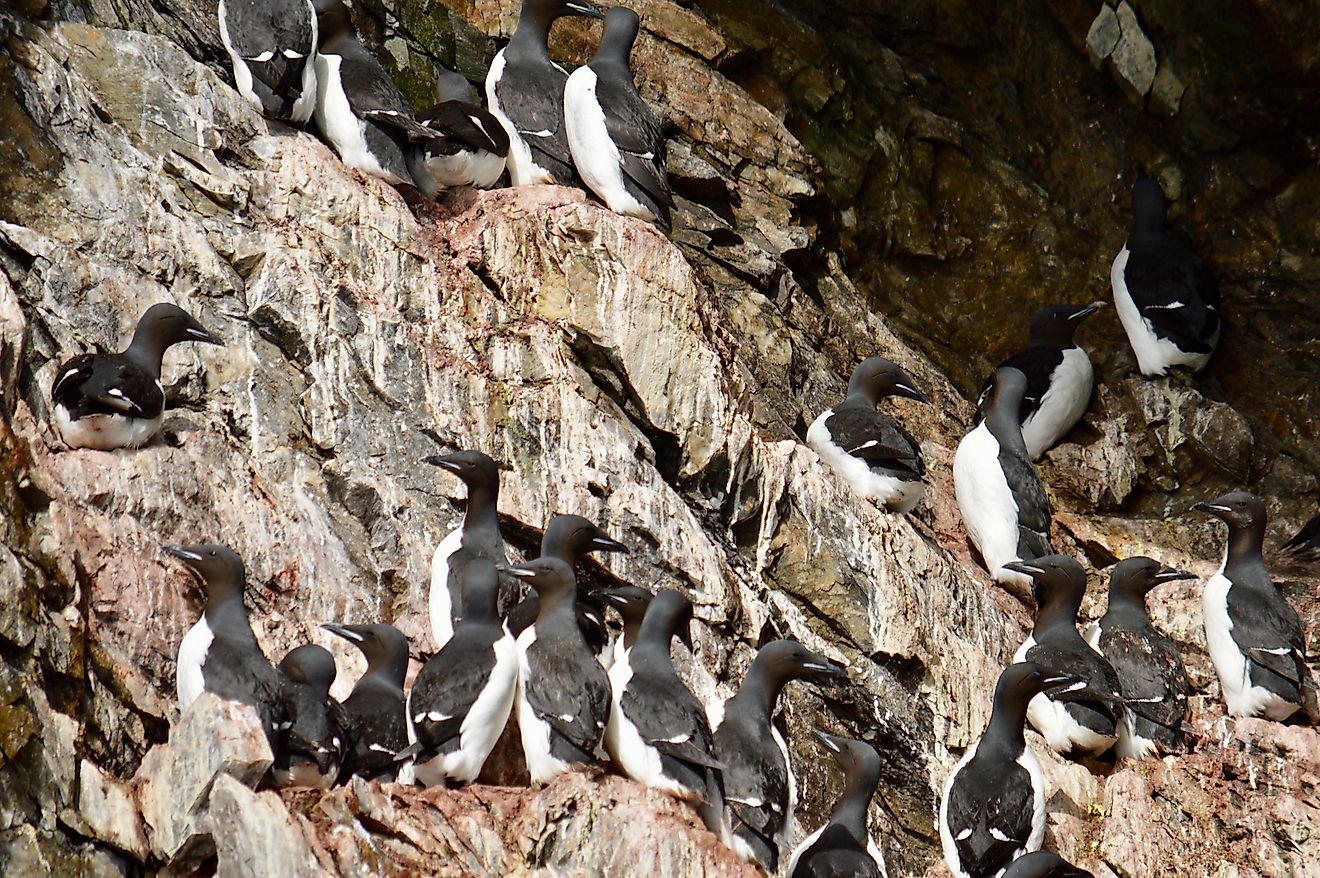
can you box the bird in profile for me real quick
[976,303,1103,460]
[1193,492,1318,722]
[786,731,887,878]
[217,0,319,124]
[592,584,654,668]
[323,622,412,780]
[1111,172,1220,377]
[1085,557,1196,759]
[273,643,347,789]
[52,303,223,450]
[406,68,510,197]
[939,662,1086,878]
[486,0,605,186]
[564,6,673,228]
[806,356,930,513]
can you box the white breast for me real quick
[603,655,698,799]
[563,67,654,221]
[1202,572,1298,720]
[953,424,1027,588]
[314,54,406,184]
[514,625,569,784]
[807,411,925,512]
[485,50,555,187]
[442,632,519,784]
[1014,637,1117,756]
[428,527,464,650]
[176,616,214,711]
[771,724,796,844]
[1111,244,1213,376]
[54,405,164,451]
[1020,346,1092,460]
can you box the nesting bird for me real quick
[977,303,1102,460]
[807,356,930,513]
[405,559,518,786]
[506,557,613,783]
[713,640,848,871]
[52,303,223,450]
[169,544,284,743]
[486,0,605,186]
[217,0,319,124]
[406,69,510,197]
[564,6,673,228]
[1111,173,1220,377]
[939,662,1085,878]
[1193,492,1317,722]
[954,367,1053,592]
[1085,557,1196,759]
[274,644,347,789]
[1008,556,1123,758]
[323,622,412,780]
[786,732,887,878]
[426,450,508,650]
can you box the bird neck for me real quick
[843,377,879,407]
[728,669,782,724]
[985,387,1023,442]
[1224,523,1266,571]
[365,656,408,691]
[204,593,256,643]
[123,327,170,376]
[463,485,500,530]
[1132,209,1165,242]
[984,699,1027,752]
[829,765,878,840]
[534,586,577,621]
[510,8,553,59]
[1034,594,1082,636]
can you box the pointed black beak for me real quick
[425,455,463,472]
[1154,565,1197,582]
[164,544,203,563]
[590,534,628,553]
[590,588,628,607]
[813,729,844,753]
[321,623,364,643]
[566,0,604,19]
[1002,561,1046,578]
[1191,500,1233,518]
[800,655,849,685]
[186,324,225,346]
[1068,302,1104,322]
[1041,670,1089,695]
[894,381,931,405]
[677,615,694,651]
[500,564,537,581]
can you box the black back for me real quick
[791,825,881,878]
[945,751,1036,877]
[53,354,165,420]
[221,0,316,119]
[822,401,925,479]
[325,623,410,780]
[984,367,1052,559]
[418,101,510,157]
[1002,851,1095,878]
[275,644,349,778]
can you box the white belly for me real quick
[603,657,699,799]
[407,148,506,198]
[54,404,163,451]
[1111,245,1213,376]
[428,527,463,650]
[1020,347,1092,459]
[514,626,570,784]
[1202,572,1298,720]
[772,724,796,844]
[1013,638,1116,756]
[177,616,213,711]
[486,51,555,187]
[420,633,519,785]
[563,68,655,221]
[953,424,1028,588]
[807,412,925,512]
[1114,711,1157,761]
[314,54,406,184]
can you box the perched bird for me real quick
[1000,851,1094,878]
[1282,507,1320,564]
[218,0,319,124]
[485,0,605,186]
[405,559,518,786]
[168,544,283,743]
[939,663,1085,878]
[592,584,655,668]
[506,557,613,783]
[713,640,849,871]
[786,732,887,878]
[273,644,347,789]
[1193,492,1317,722]
[313,0,438,185]
[52,303,223,450]
[406,69,510,197]
[806,356,930,513]
[1111,173,1220,377]
[504,513,628,652]
[605,589,724,828]
[1084,557,1196,759]
[976,303,1103,460]
[426,450,508,650]
[323,622,411,780]
[564,6,673,228]
[1007,556,1123,757]
[955,367,1052,593]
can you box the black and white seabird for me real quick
[785,732,887,878]
[1084,557,1196,759]
[313,0,439,185]
[806,356,930,513]
[485,0,605,186]
[504,513,628,654]
[52,303,223,450]
[168,544,283,743]
[323,622,411,780]
[592,584,655,668]
[1111,173,1220,377]
[976,303,1103,460]
[404,559,518,786]
[713,639,849,871]
[1006,556,1123,757]
[273,644,347,789]
[954,366,1053,593]
[1193,492,1318,722]
[564,6,673,228]
[406,69,510,198]
[605,589,724,821]
[505,556,613,784]
[1000,851,1095,878]
[426,450,508,650]
[939,662,1085,878]
[218,0,319,124]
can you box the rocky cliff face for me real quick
[0,1,1317,877]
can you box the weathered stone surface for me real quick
[134,693,273,862]
[70,759,150,861]
[207,774,329,878]
[1111,2,1158,100]
[1085,4,1121,69]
